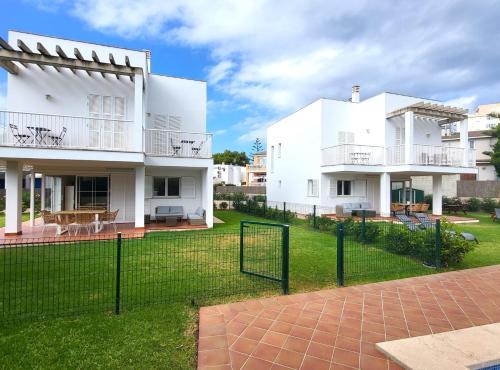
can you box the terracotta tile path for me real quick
[198,265,500,369]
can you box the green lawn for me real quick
[0,210,498,369]
[0,213,32,228]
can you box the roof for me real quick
[473,103,500,116]
[387,102,467,124]
[253,151,267,156]
[442,130,494,140]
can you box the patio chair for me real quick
[102,209,119,231]
[55,214,75,236]
[71,213,95,235]
[390,203,405,216]
[414,212,434,229]
[492,208,500,222]
[170,138,181,155]
[40,210,57,234]
[420,203,430,212]
[47,127,67,146]
[191,141,204,156]
[395,214,421,231]
[9,124,31,145]
[448,230,479,244]
[187,207,206,226]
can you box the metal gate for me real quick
[240,221,289,294]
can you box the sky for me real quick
[1,0,500,154]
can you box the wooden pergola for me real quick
[0,36,143,81]
[386,102,468,124]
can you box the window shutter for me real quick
[88,94,101,117]
[353,180,367,197]
[145,176,153,198]
[153,114,168,129]
[338,131,355,144]
[329,179,337,198]
[168,115,182,131]
[181,177,195,198]
[338,131,346,144]
[102,96,112,118]
[114,97,125,120]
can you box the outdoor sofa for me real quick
[187,207,206,225]
[155,206,184,226]
[335,202,375,218]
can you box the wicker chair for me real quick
[55,214,75,236]
[102,209,119,231]
[71,213,95,235]
[40,210,57,234]
[390,203,404,216]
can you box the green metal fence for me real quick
[337,218,441,285]
[0,222,289,321]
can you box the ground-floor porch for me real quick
[2,157,213,236]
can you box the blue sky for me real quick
[1,0,500,154]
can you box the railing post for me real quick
[281,225,290,295]
[313,205,317,229]
[283,202,287,223]
[239,221,244,272]
[435,219,441,268]
[361,210,366,243]
[336,223,344,286]
[115,232,122,315]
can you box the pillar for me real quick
[40,174,45,211]
[432,174,442,216]
[459,118,469,166]
[404,111,414,164]
[379,172,391,217]
[29,170,35,227]
[134,72,144,153]
[134,166,145,229]
[5,160,22,235]
[202,167,214,228]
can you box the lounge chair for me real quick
[187,207,206,225]
[492,208,500,222]
[395,214,420,231]
[448,230,479,244]
[414,213,434,229]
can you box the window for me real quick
[469,140,475,149]
[77,176,109,209]
[153,177,181,197]
[337,180,352,196]
[278,180,282,188]
[278,143,282,158]
[338,131,355,144]
[307,179,319,197]
[271,146,275,173]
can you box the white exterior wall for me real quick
[267,100,323,204]
[213,164,244,185]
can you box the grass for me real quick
[0,213,32,228]
[0,210,498,369]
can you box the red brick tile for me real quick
[311,330,336,346]
[338,325,362,340]
[235,313,257,325]
[229,350,249,370]
[295,316,318,328]
[362,321,385,334]
[277,312,298,325]
[284,336,309,353]
[200,323,226,337]
[242,356,273,370]
[290,325,314,340]
[316,321,339,334]
[306,342,333,361]
[198,348,230,367]
[260,309,280,320]
[270,320,294,335]
[275,348,305,369]
[227,320,248,336]
[332,348,360,368]
[360,354,388,370]
[253,317,274,330]
[199,335,227,351]
[301,355,330,370]
[261,331,288,348]
[242,326,267,341]
[231,337,259,355]
[335,336,360,353]
[360,342,385,359]
[271,364,293,370]
[362,330,386,344]
[251,343,281,363]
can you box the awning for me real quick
[386,102,467,124]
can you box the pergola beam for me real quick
[0,60,19,74]
[74,48,91,76]
[55,45,76,74]
[37,42,60,72]
[17,40,44,70]
[109,53,120,79]
[125,56,134,82]
[386,101,467,124]
[0,48,142,77]
[92,51,106,78]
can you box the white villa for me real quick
[0,30,213,235]
[266,86,478,217]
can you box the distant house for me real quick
[213,164,245,186]
[266,86,477,216]
[246,151,267,186]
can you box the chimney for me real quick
[144,50,151,72]
[351,85,360,103]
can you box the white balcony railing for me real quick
[322,144,385,166]
[387,144,476,167]
[248,164,266,172]
[144,128,212,158]
[0,110,133,151]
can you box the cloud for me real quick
[445,95,478,111]
[56,1,500,121]
[212,128,228,136]
[232,116,274,144]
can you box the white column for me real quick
[432,174,442,216]
[5,161,23,235]
[202,167,214,228]
[459,118,469,166]
[40,174,45,211]
[404,111,414,164]
[134,166,145,229]
[133,73,144,153]
[29,170,35,227]
[379,172,391,217]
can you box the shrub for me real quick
[438,220,475,267]
[481,198,497,213]
[220,201,228,210]
[467,197,481,212]
[213,202,217,210]
[253,195,266,202]
[352,221,381,243]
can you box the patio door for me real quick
[88,95,126,149]
[76,176,109,210]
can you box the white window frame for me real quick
[278,143,282,158]
[307,179,319,197]
[152,176,181,198]
[270,145,275,173]
[337,180,352,196]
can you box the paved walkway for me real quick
[198,265,500,369]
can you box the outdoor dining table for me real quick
[54,209,107,235]
[27,126,51,145]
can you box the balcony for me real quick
[387,144,476,167]
[322,144,385,166]
[248,164,266,172]
[144,129,212,159]
[0,110,133,152]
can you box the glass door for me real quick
[76,176,109,210]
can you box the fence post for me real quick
[283,202,287,223]
[435,219,441,268]
[281,225,290,295]
[336,223,344,286]
[313,205,317,229]
[240,221,244,272]
[115,232,122,315]
[361,210,366,243]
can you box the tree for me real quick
[213,150,250,166]
[250,137,264,162]
[482,115,500,177]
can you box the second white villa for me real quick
[266,86,478,217]
[0,30,213,235]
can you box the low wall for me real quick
[457,180,500,198]
[215,185,266,195]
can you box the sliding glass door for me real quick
[76,176,109,209]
